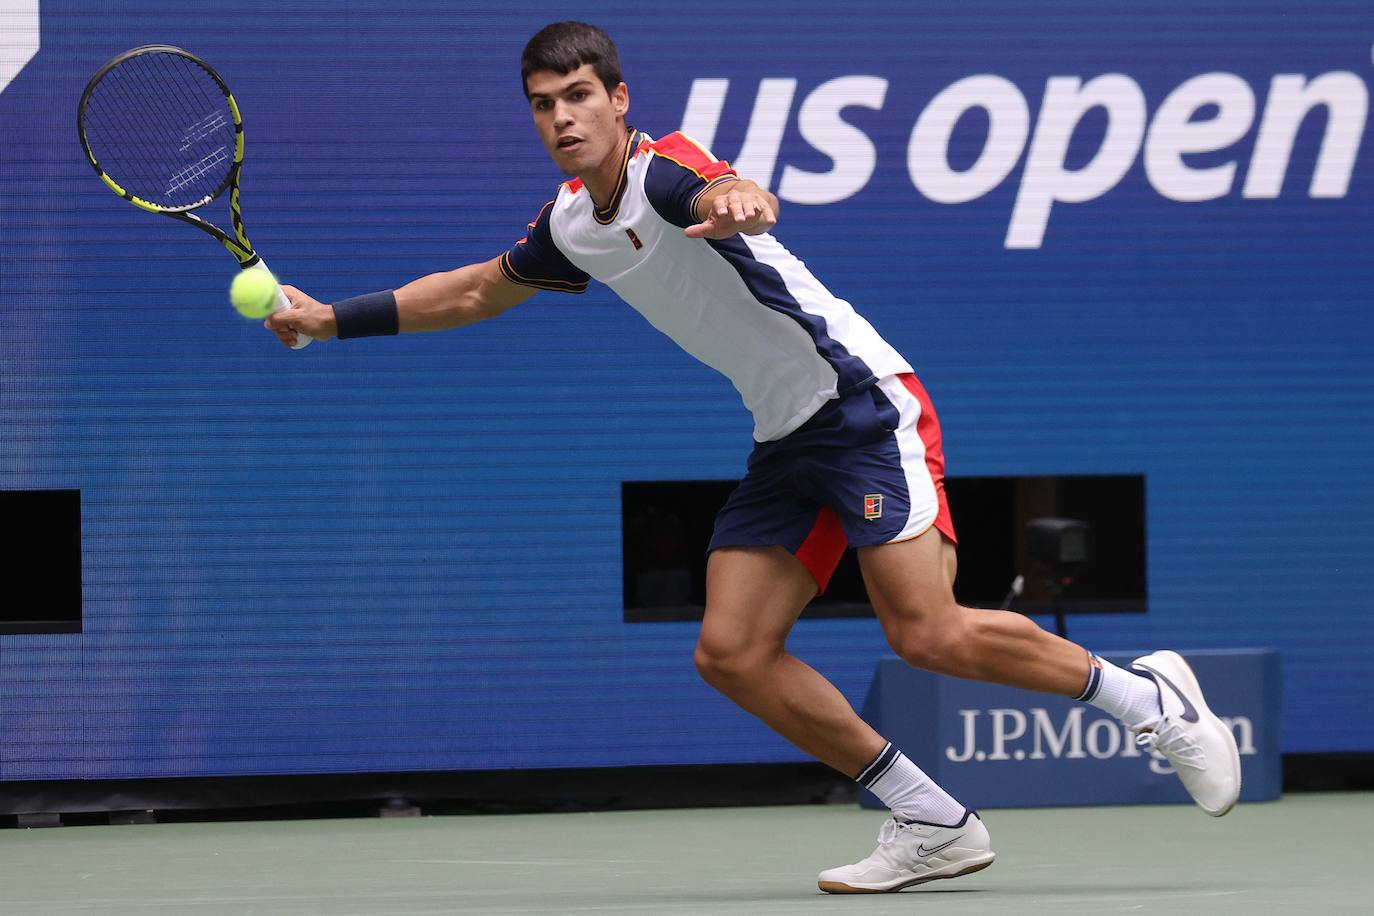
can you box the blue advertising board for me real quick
[1,1,1371,781]
[859,651,1281,809]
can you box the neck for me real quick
[582,127,632,209]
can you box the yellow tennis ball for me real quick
[230,269,279,319]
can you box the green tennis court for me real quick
[2,793,1367,915]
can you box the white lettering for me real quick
[778,76,887,205]
[683,65,1369,250]
[941,707,1254,772]
[1146,73,1255,201]
[1243,72,1368,198]
[1120,724,1142,757]
[988,708,1027,760]
[732,80,797,190]
[1085,717,1122,759]
[909,75,1030,204]
[0,0,40,96]
[1008,74,1148,249]
[679,78,730,152]
[680,78,798,190]
[1030,706,1087,759]
[1222,715,1258,755]
[945,709,980,762]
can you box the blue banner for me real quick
[1,1,1370,780]
[859,651,1282,809]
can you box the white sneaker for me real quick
[817,810,995,894]
[1131,650,1242,816]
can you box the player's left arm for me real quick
[683,179,779,239]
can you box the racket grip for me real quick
[249,258,313,349]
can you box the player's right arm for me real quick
[265,258,534,348]
[395,257,536,332]
[266,199,587,348]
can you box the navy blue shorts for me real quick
[707,373,955,592]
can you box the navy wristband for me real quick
[332,290,399,339]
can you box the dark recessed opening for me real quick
[623,476,1145,622]
[944,475,1146,614]
[1,489,82,635]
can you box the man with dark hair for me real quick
[520,20,622,97]
[268,20,1241,894]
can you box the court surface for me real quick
[1,792,1367,915]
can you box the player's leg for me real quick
[858,527,1097,695]
[701,441,989,893]
[698,543,991,894]
[698,545,973,810]
[699,424,956,788]
[852,373,1240,816]
[694,545,884,776]
[859,530,1241,815]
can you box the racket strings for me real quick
[84,68,178,195]
[84,59,212,204]
[136,52,235,200]
[81,51,237,209]
[150,54,231,197]
[83,63,169,187]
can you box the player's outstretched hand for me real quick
[265,286,338,348]
[684,181,778,239]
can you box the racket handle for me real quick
[248,258,313,349]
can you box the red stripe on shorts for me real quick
[794,505,847,594]
[898,373,958,545]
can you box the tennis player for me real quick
[267,21,1242,893]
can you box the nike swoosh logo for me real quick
[916,836,961,858]
[1142,668,1200,723]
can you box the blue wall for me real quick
[2,0,1371,780]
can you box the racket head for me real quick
[77,45,243,214]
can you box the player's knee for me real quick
[887,607,971,675]
[693,633,777,691]
[692,639,746,687]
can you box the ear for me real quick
[612,81,630,119]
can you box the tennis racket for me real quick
[77,44,311,348]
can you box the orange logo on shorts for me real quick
[864,494,883,520]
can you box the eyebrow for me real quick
[529,79,594,102]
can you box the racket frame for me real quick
[77,44,261,268]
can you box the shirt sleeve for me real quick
[499,200,590,293]
[641,132,740,229]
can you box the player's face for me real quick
[527,65,629,178]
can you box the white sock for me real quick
[1077,653,1163,730]
[856,742,966,826]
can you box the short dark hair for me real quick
[521,21,623,98]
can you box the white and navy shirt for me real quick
[500,129,912,442]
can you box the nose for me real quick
[552,100,574,130]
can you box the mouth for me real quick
[556,136,583,152]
